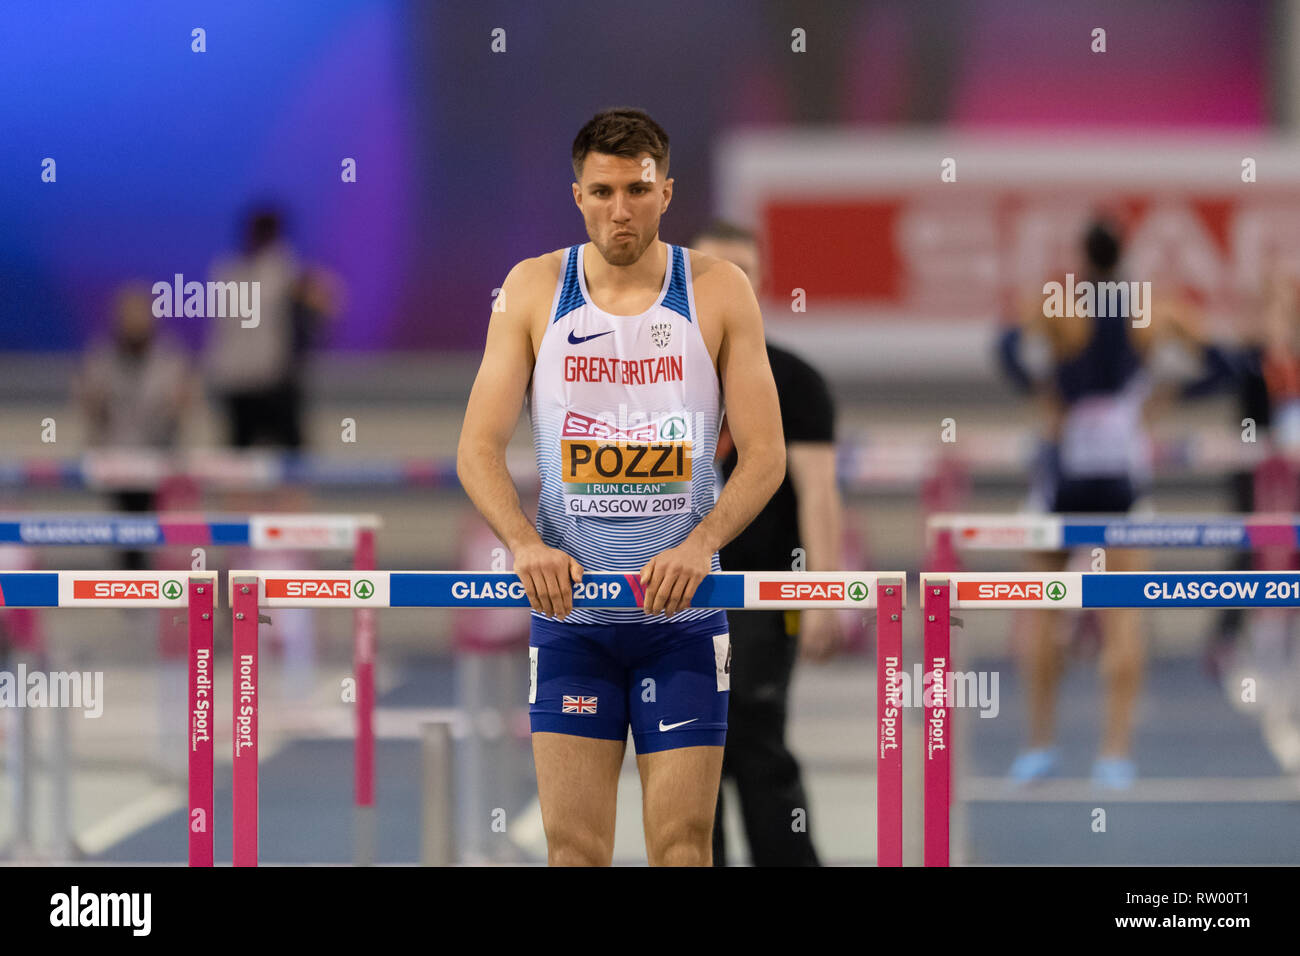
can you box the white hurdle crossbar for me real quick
[916,570,1300,867]
[0,513,379,864]
[0,571,218,865]
[225,570,906,866]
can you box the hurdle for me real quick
[0,571,218,864]
[0,512,380,864]
[927,512,1300,560]
[917,570,1300,866]
[224,569,904,866]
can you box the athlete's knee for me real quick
[646,816,715,866]
[545,825,615,866]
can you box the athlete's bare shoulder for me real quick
[686,248,756,368]
[499,249,566,357]
[503,249,564,307]
[687,250,756,318]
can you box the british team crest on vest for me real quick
[650,322,672,349]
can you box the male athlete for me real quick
[457,108,785,865]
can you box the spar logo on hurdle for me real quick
[265,578,373,599]
[758,580,869,602]
[72,579,184,600]
[956,580,1066,601]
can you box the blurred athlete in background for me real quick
[997,217,1236,789]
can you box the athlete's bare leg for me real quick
[533,732,626,866]
[637,745,724,866]
[1024,550,1070,748]
[1098,548,1147,757]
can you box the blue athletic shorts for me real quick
[528,610,730,754]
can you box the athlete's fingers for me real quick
[534,565,556,618]
[676,571,704,616]
[543,565,569,619]
[570,559,584,583]
[557,564,575,618]
[531,568,556,618]
[518,569,544,615]
[663,572,691,617]
[640,557,656,611]
[643,560,667,614]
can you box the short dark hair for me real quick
[693,220,757,246]
[1083,218,1121,274]
[243,204,284,253]
[571,108,670,180]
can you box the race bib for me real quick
[1060,389,1146,477]
[559,410,692,518]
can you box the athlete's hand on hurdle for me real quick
[640,538,712,617]
[513,542,584,619]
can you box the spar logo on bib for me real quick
[661,416,687,440]
[72,579,183,600]
[266,578,367,599]
[559,410,693,517]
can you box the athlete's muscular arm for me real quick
[457,257,583,619]
[641,261,786,616]
[788,443,846,660]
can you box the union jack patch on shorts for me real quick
[562,695,598,714]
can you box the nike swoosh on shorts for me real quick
[658,718,699,732]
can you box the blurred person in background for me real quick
[76,282,196,569]
[1206,267,1300,766]
[205,206,339,450]
[1205,267,1284,683]
[205,207,340,700]
[695,221,843,866]
[996,216,1237,789]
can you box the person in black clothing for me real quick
[205,207,338,449]
[694,222,845,866]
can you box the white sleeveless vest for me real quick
[528,243,722,624]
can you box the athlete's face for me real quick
[573,151,672,267]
